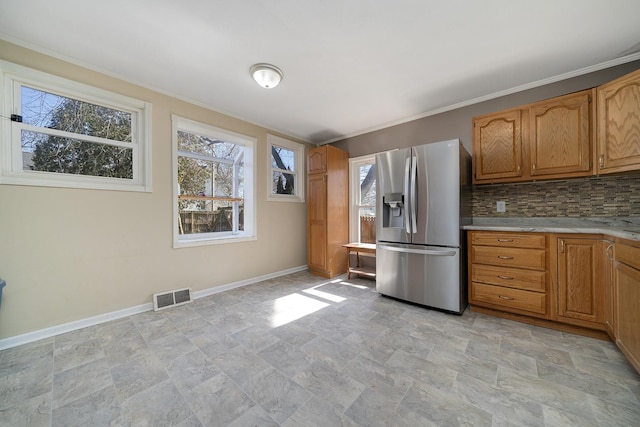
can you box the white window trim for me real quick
[0,60,152,192]
[172,115,257,248]
[349,153,377,243]
[266,134,305,203]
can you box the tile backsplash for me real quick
[472,174,640,217]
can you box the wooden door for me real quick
[307,146,327,174]
[615,261,640,373]
[307,173,327,271]
[529,90,593,178]
[556,238,604,328]
[597,68,640,174]
[473,108,523,183]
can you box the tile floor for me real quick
[0,271,639,426]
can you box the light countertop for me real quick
[462,217,640,242]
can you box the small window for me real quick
[349,155,377,243]
[0,60,151,192]
[172,116,255,247]
[267,134,304,202]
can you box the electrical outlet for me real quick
[496,201,506,213]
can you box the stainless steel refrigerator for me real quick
[375,139,471,314]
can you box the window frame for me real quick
[172,115,256,248]
[349,153,377,243]
[0,60,152,192]
[266,134,305,203]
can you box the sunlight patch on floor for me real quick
[338,281,368,289]
[269,293,330,327]
[302,287,346,303]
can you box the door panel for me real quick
[529,90,592,177]
[376,148,411,244]
[307,174,327,270]
[413,140,460,246]
[376,243,464,313]
[557,238,604,326]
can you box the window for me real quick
[267,134,304,202]
[172,116,255,247]
[349,154,377,243]
[0,60,151,192]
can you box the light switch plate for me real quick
[496,201,506,213]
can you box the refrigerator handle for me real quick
[410,155,417,234]
[404,157,412,234]
[378,243,456,256]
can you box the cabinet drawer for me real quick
[616,243,640,271]
[471,282,546,315]
[471,232,546,249]
[471,264,545,292]
[471,246,546,270]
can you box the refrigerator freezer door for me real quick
[376,148,412,244]
[412,140,460,247]
[376,242,465,313]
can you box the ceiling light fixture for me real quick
[250,63,283,89]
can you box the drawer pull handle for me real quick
[498,295,515,300]
[497,239,514,242]
[498,275,514,280]
[497,256,514,260]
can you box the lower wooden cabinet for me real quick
[614,240,640,373]
[469,230,640,374]
[468,231,549,319]
[555,236,605,330]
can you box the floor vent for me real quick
[153,288,193,311]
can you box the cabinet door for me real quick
[597,68,640,174]
[556,238,604,328]
[307,174,327,271]
[473,109,523,183]
[529,90,593,178]
[308,146,327,174]
[615,261,640,373]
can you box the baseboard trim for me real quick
[0,265,308,351]
[192,265,308,299]
[0,303,152,351]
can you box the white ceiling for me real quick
[1,1,640,144]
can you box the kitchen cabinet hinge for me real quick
[588,95,592,103]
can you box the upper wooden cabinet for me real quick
[529,91,593,178]
[473,89,594,184]
[308,146,328,174]
[597,68,640,174]
[472,108,523,182]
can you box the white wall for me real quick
[0,41,309,340]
